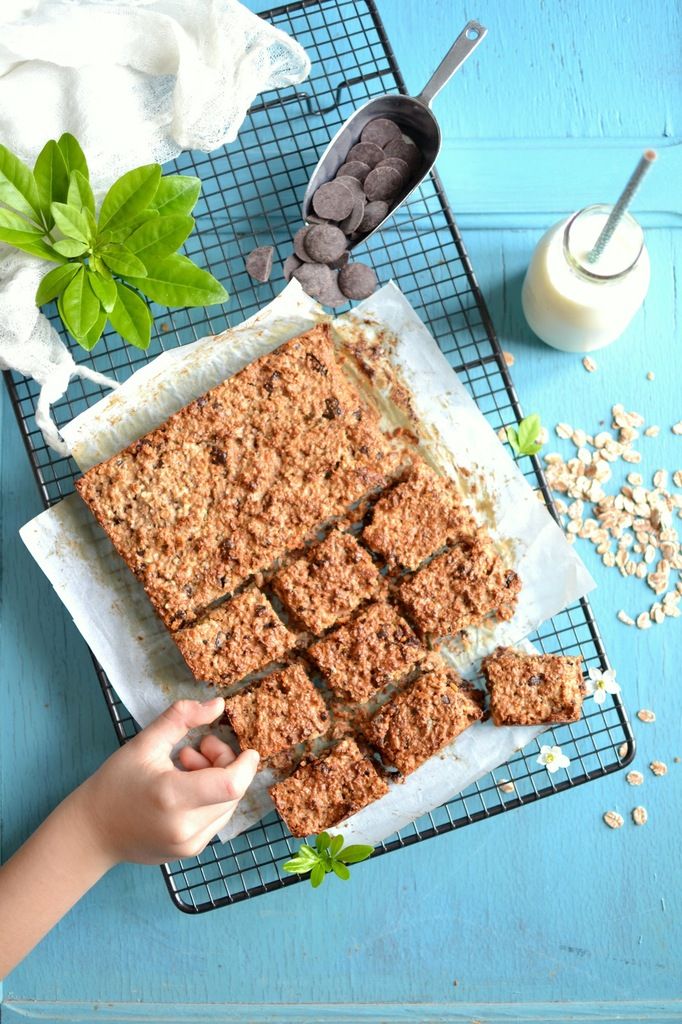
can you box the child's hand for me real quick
[76,697,258,866]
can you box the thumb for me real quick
[140,697,225,753]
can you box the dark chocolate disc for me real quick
[338,262,378,300]
[334,174,365,197]
[383,135,421,173]
[377,156,410,186]
[293,261,334,303]
[245,245,273,283]
[293,226,315,263]
[283,253,302,281]
[363,164,403,202]
[317,270,348,309]
[339,196,366,235]
[358,200,388,234]
[347,141,385,168]
[303,223,347,264]
[336,160,371,183]
[312,180,354,221]
[360,118,403,148]
[328,251,349,270]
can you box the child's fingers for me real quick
[178,745,212,771]
[199,733,237,767]
[141,697,225,753]
[178,749,259,808]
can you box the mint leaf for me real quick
[338,844,374,865]
[57,133,89,182]
[310,861,326,888]
[51,201,92,244]
[99,244,148,278]
[108,281,152,349]
[329,834,344,858]
[331,860,350,881]
[149,175,201,216]
[98,164,161,234]
[128,253,228,307]
[67,170,95,217]
[88,269,117,312]
[0,142,42,223]
[126,214,194,262]
[52,237,89,258]
[34,140,70,228]
[507,414,543,458]
[35,263,81,306]
[61,265,101,339]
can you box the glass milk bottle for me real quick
[521,204,650,352]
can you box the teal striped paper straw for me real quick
[587,149,657,265]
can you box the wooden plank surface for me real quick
[1,0,681,1018]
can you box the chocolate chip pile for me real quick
[244,117,423,308]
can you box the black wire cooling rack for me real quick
[4,0,634,914]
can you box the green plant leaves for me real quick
[88,269,117,312]
[81,309,108,351]
[60,265,101,339]
[128,253,228,307]
[98,163,161,234]
[52,237,89,257]
[0,143,42,222]
[57,133,89,181]
[67,170,95,217]
[35,263,81,306]
[282,833,374,888]
[149,175,201,216]
[99,244,148,278]
[126,214,194,262]
[506,413,543,458]
[51,201,92,244]
[108,281,152,349]
[34,140,70,228]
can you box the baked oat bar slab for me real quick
[173,587,293,687]
[398,534,521,639]
[224,662,329,759]
[309,600,425,703]
[363,462,478,570]
[272,529,384,635]
[482,646,584,726]
[269,737,388,837]
[365,665,485,777]
[76,324,399,631]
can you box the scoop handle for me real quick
[416,21,487,108]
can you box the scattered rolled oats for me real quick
[636,611,652,629]
[637,708,656,723]
[619,742,629,758]
[632,806,648,826]
[583,356,597,372]
[502,351,515,366]
[626,770,644,785]
[646,371,655,381]
[497,426,507,442]
[673,470,682,488]
[497,778,515,794]
[617,610,635,625]
[672,422,682,436]
[603,810,624,829]
[644,426,660,438]
[649,760,668,777]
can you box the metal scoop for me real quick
[302,20,487,248]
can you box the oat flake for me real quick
[637,708,656,723]
[632,806,648,826]
[583,356,597,372]
[603,810,624,829]
[626,770,644,785]
[650,760,668,776]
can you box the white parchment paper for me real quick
[20,281,594,845]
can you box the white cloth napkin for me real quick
[0,0,310,454]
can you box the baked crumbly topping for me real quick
[173,588,293,687]
[308,599,425,703]
[363,462,478,571]
[272,529,384,635]
[398,534,521,638]
[269,737,389,837]
[223,662,329,759]
[365,663,484,777]
[75,324,400,631]
[481,646,584,726]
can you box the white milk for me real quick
[521,204,650,352]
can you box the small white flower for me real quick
[536,744,570,773]
[585,667,620,706]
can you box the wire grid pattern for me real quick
[4,0,633,914]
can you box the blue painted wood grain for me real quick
[1,0,681,1018]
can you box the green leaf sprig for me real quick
[506,413,544,458]
[0,134,228,351]
[283,832,374,888]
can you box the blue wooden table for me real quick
[1,1,680,1020]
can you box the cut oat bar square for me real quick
[269,737,388,837]
[173,587,294,687]
[398,534,521,638]
[223,662,329,759]
[272,529,384,635]
[481,646,584,726]
[363,462,478,570]
[365,664,485,777]
[308,600,425,703]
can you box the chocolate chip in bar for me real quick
[339,195,366,234]
[337,160,371,183]
[347,141,385,168]
[358,200,388,234]
[338,262,378,300]
[293,226,315,263]
[363,164,403,202]
[293,261,334,303]
[245,245,274,283]
[312,180,355,221]
[377,156,410,186]
[282,253,302,281]
[360,117,403,148]
[383,135,421,173]
[304,223,347,264]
